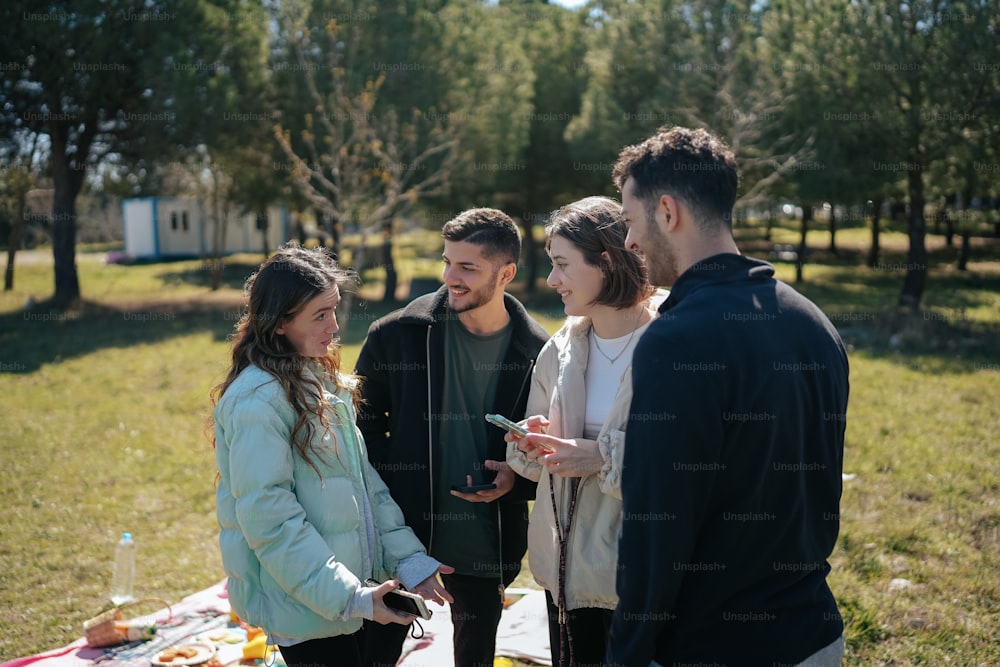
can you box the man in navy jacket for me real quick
[606,127,848,667]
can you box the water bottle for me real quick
[110,532,136,605]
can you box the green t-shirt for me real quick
[430,315,512,577]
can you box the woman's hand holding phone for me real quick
[507,415,555,459]
[532,435,604,478]
[370,580,419,625]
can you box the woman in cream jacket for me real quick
[506,197,666,667]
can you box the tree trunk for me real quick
[521,215,539,294]
[330,217,341,262]
[257,210,269,259]
[209,170,228,291]
[764,205,773,242]
[381,224,397,302]
[337,225,371,340]
[211,179,221,291]
[828,204,838,255]
[49,139,84,306]
[4,190,25,291]
[867,197,882,269]
[796,205,811,284]
[957,231,970,271]
[898,169,928,310]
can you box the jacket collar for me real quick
[301,362,354,405]
[659,253,774,314]
[560,288,670,340]
[396,285,538,337]
[395,285,450,324]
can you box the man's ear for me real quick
[658,194,682,233]
[499,262,517,285]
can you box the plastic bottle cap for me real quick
[122,532,133,540]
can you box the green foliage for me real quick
[272,0,463,233]
[4,0,999,304]
[0,0,275,302]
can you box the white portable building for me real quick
[122,197,289,259]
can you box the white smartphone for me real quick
[485,413,554,453]
[485,413,529,437]
[383,588,432,620]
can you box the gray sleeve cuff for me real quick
[396,552,442,591]
[341,586,375,620]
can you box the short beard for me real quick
[447,269,501,314]
[644,212,681,287]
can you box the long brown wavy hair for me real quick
[210,245,356,476]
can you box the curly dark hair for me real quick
[613,126,739,231]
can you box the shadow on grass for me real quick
[0,292,427,372]
[2,258,997,374]
[0,298,241,374]
[782,262,1000,369]
[156,257,266,292]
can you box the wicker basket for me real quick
[83,598,172,648]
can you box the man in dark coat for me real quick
[355,208,549,667]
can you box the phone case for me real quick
[485,413,529,436]
[383,589,432,620]
[451,483,498,493]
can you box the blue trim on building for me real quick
[279,203,289,245]
[124,197,291,259]
[150,197,161,258]
[121,199,129,253]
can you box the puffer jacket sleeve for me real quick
[507,338,557,482]
[226,393,360,620]
[354,321,392,457]
[341,397,428,578]
[365,456,431,574]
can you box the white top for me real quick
[584,321,652,438]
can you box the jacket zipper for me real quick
[425,326,435,553]
[496,357,536,596]
[510,359,535,415]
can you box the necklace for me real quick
[591,320,642,364]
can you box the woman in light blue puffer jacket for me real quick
[212,246,453,667]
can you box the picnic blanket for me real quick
[2,581,236,667]
[3,581,551,667]
[399,588,551,667]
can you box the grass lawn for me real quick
[1,222,999,665]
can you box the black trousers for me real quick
[280,632,364,667]
[362,572,505,667]
[545,589,614,667]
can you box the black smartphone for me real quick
[382,589,432,620]
[451,483,498,493]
